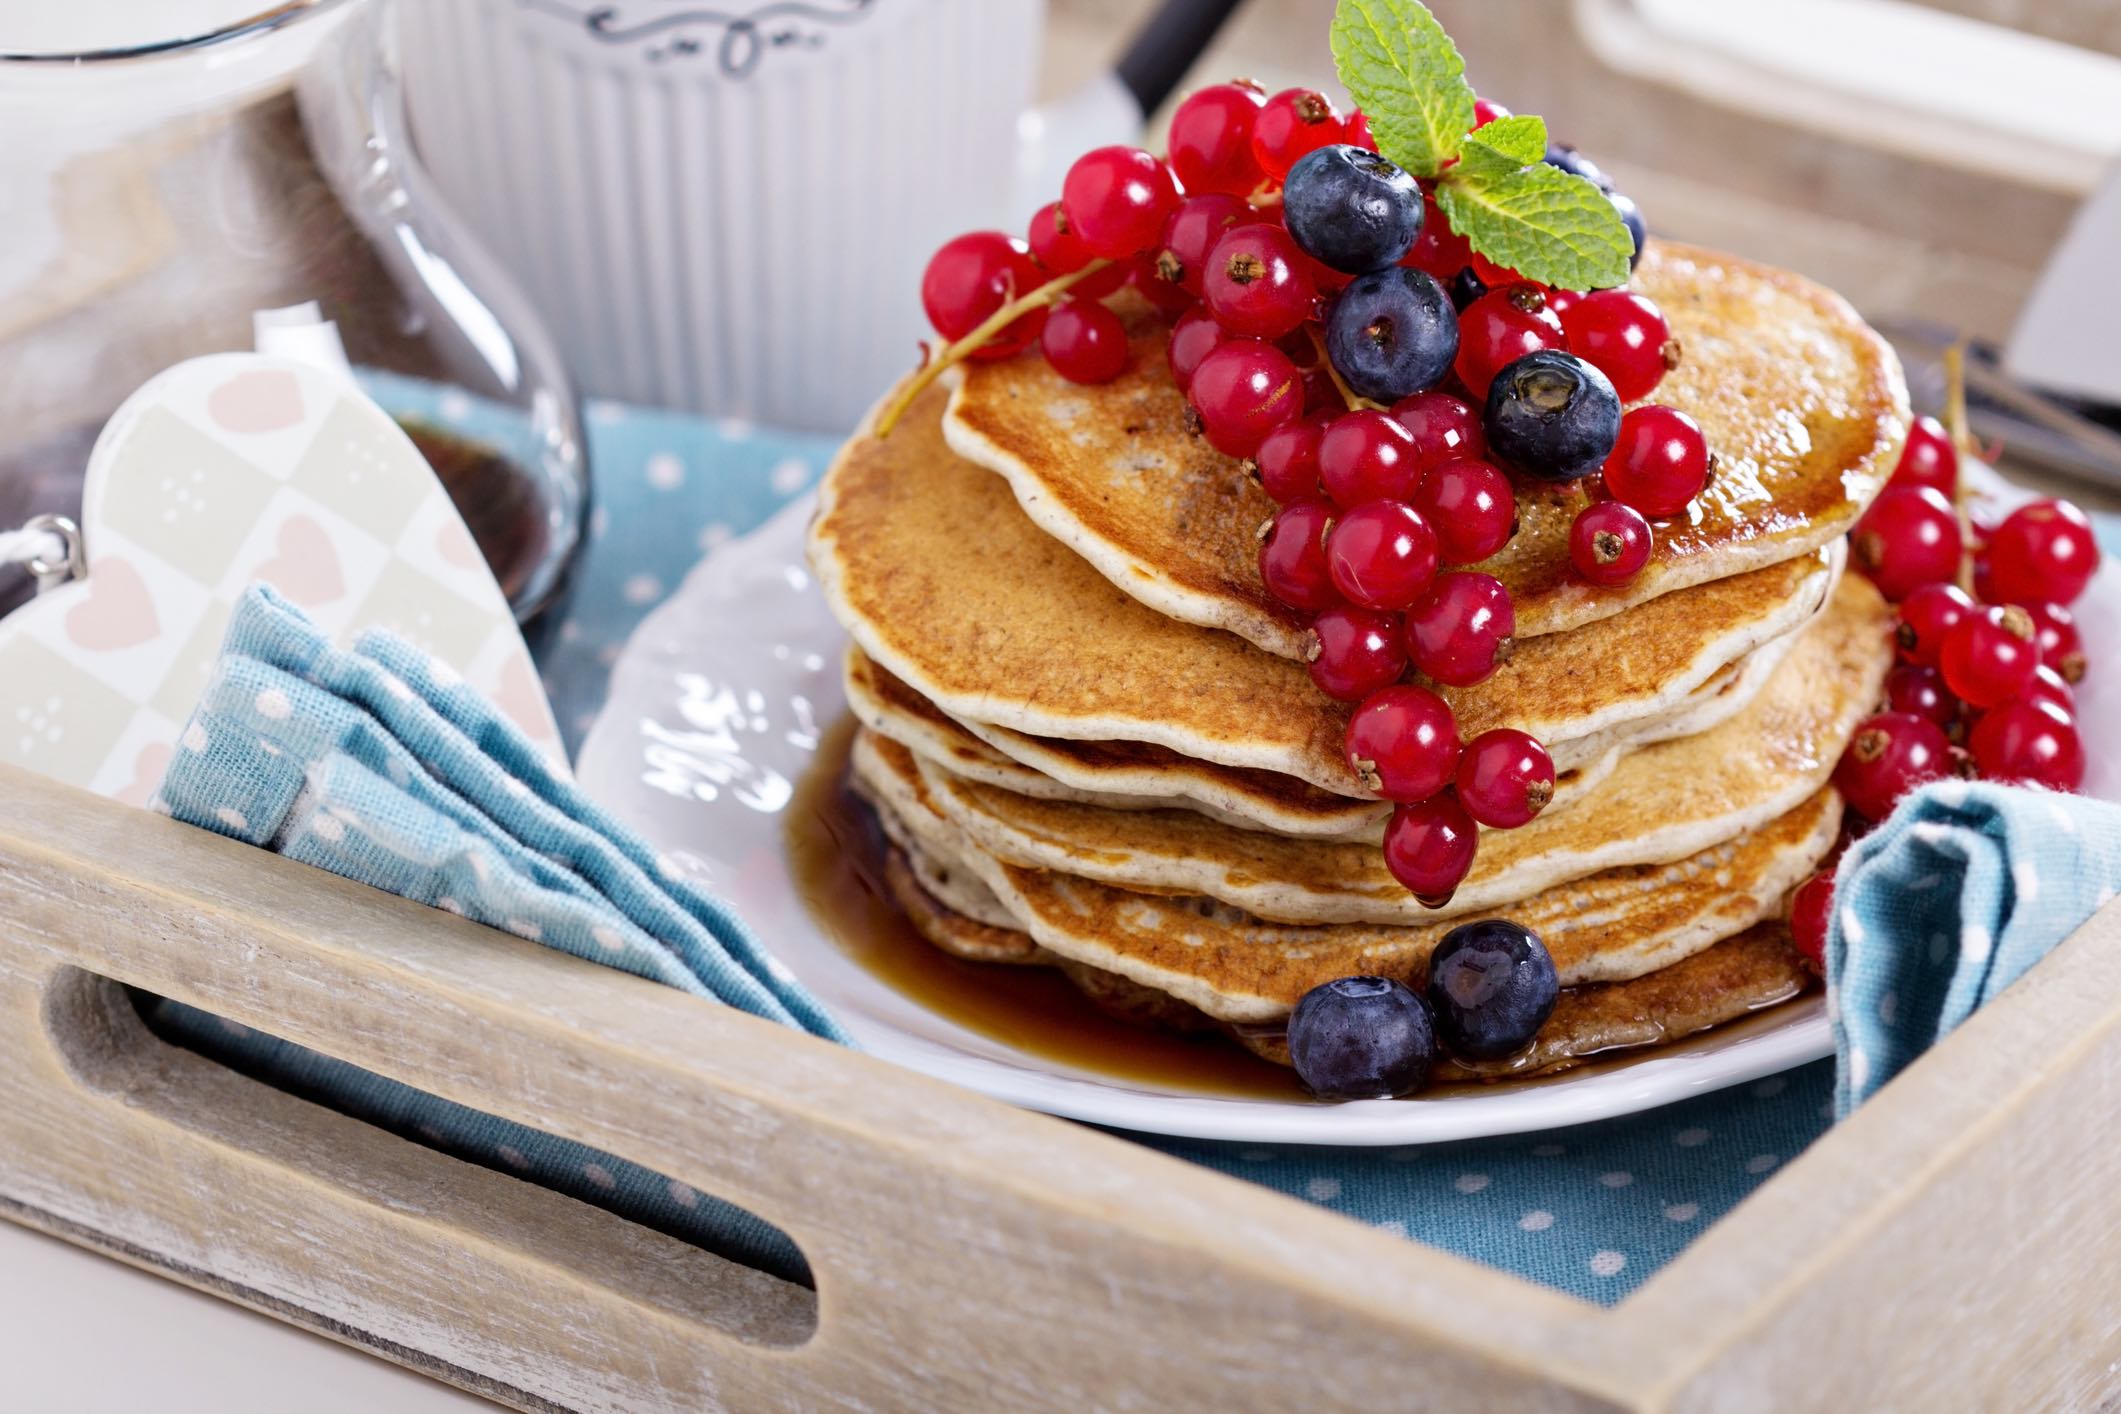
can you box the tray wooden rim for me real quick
[3,761,2116,1409]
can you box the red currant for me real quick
[1189,338,1303,458]
[1153,193,1261,297]
[1257,499,1339,613]
[1202,224,1318,339]
[1789,871,1833,972]
[1166,305,1227,394]
[1468,252,1527,287]
[1255,415,1327,503]
[1454,284,1566,400]
[2023,663,2077,718]
[1888,415,1958,498]
[1939,603,2040,709]
[1344,109,1374,149]
[1471,97,1513,129]
[1041,299,1129,384]
[1601,404,1708,517]
[1405,571,1515,686]
[1969,698,2084,792]
[1166,82,1266,196]
[1561,289,1672,403]
[1834,711,1952,822]
[1319,410,1422,508]
[1125,256,1197,317]
[1347,684,1461,801]
[1306,605,1408,702]
[920,231,1047,358]
[1894,582,1975,666]
[1569,501,1653,586]
[1250,87,1345,182]
[1851,486,1962,602]
[1454,728,1554,828]
[1978,499,2101,608]
[1061,146,1181,259]
[1388,390,1486,469]
[1400,197,1472,282]
[1382,795,1479,904]
[1326,500,1439,610]
[1026,202,1128,295]
[1886,663,1958,732]
[1541,287,1580,321]
[2024,601,2086,684]
[1413,457,1515,565]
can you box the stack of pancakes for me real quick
[809,243,1909,1079]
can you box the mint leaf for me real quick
[1436,163,1633,290]
[1330,0,1474,179]
[1459,114,1548,171]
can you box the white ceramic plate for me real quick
[576,474,2121,1145]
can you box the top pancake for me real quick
[811,378,1837,798]
[943,241,1908,659]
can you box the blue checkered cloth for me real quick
[150,385,2121,1304]
[148,584,848,1282]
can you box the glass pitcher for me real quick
[0,0,587,621]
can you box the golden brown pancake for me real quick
[943,241,1907,658]
[845,646,1393,837]
[854,727,1836,1025]
[877,838,1812,1081]
[811,379,1845,797]
[903,571,1889,926]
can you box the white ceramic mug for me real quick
[393,0,1170,432]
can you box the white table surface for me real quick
[0,1221,488,1411]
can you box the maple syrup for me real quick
[785,717,1813,1105]
[785,717,1306,1099]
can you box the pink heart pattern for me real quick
[64,556,160,651]
[114,740,173,808]
[255,514,347,607]
[206,369,305,434]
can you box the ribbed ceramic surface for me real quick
[397,0,1041,432]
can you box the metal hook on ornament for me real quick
[0,514,87,595]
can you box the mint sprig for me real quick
[1331,0,1632,291]
[1329,0,1471,180]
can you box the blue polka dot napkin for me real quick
[148,582,849,1281]
[1828,779,2121,1115]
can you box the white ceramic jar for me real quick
[395,0,1065,432]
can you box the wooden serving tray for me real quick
[3,758,2117,1410]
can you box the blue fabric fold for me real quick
[1828,779,2121,1116]
[149,585,848,1282]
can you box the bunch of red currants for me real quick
[915,80,1729,904]
[1794,417,2104,968]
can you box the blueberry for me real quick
[1607,190,1647,270]
[1483,350,1621,483]
[1543,142,1613,192]
[1324,267,1458,403]
[1281,145,1423,275]
[1287,975,1435,1099]
[1448,265,1487,312]
[1426,919,1559,1060]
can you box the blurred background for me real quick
[5,0,2121,620]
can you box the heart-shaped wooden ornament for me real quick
[0,353,567,800]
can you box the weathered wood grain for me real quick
[1,759,2115,1410]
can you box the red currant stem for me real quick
[1306,325,1385,413]
[875,259,1114,437]
[1941,340,1978,597]
[1247,182,1284,209]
